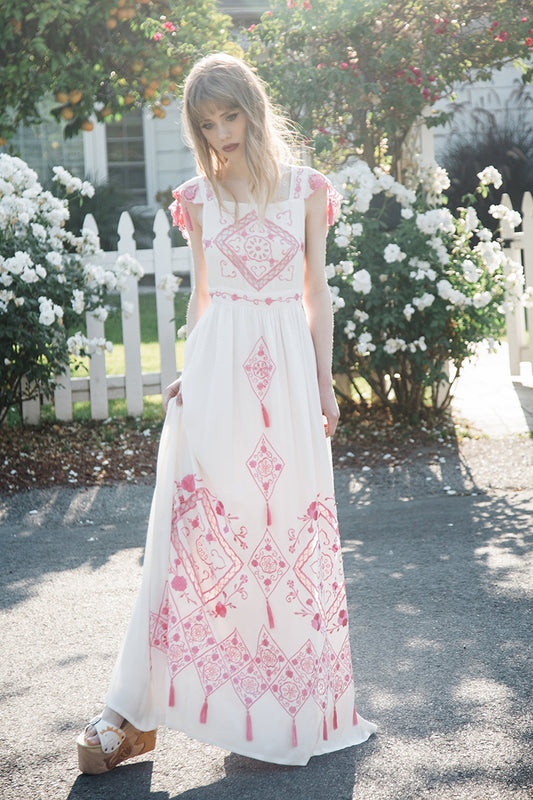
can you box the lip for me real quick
[222,143,239,153]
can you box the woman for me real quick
[77,52,376,773]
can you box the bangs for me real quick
[187,76,243,126]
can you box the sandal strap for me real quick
[86,715,126,754]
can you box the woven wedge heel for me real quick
[77,716,157,775]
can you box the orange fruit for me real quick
[100,106,113,117]
[161,96,171,106]
[170,64,183,77]
[81,120,94,131]
[55,91,69,103]
[124,94,135,104]
[0,137,7,146]
[106,18,117,28]
[61,106,74,120]
[69,89,82,104]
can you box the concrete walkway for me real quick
[0,347,532,800]
[451,343,533,437]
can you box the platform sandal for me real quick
[77,715,157,775]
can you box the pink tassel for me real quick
[267,599,275,629]
[246,709,253,741]
[292,718,298,747]
[168,681,175,707]
[200,697,208,724]
[353,705,358,725]
[333,704,338,730]
[266,502,272,526]
[261,402,270,427]
[323,715,328,741]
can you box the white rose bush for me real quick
[327,160,528,420]
[0,154,144,424]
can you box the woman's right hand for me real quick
[163,376,182,413]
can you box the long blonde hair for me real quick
[182,53,298,213]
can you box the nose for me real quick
[217,121,231,140]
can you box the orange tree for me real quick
[0,0,238,142]
[247,0,533,173]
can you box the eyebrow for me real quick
[200,106,239,123]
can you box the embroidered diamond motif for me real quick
[293,500,345,627]
[171,478,243,603]
[243,337,276,403]
[214,210,299,291]
[219,629,253,676]
[194,645,230,696]
[255,626,287,683]
[249,530,289,599]
[246,435,284,501]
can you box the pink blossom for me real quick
[163,21,175,31]
[340,62,349,70]
[215,602,227,617]
[153,32,163,41]
[302,0,312,8]
[316,63,325,69]
[422,87,431,100]
[495,31,508,41]
[248,23,256,31]
[428,75,436,82]
[181,474,195,493]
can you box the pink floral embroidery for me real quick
[210,290,301,305]
[249,530,289,601]
[246,435,284,501]
[171,479,244,603]
[243,337,275,404]
[214,211,299,291]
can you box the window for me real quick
[105,110,147,205]
[2,99,85,184]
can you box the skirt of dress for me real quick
[105,298,377,765]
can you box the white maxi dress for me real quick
[105,164,377,765]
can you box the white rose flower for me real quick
[325,263,336,280]
[351,223,363,237]
[462,259,480,283]
[477,166,503,189]
[72,289,85,314]
[473,291,491,308]
[357,331,376,355]
[344,320,356,339]
[489,204,521,230]
[340,260,354,275]
[403,303,415,320]
[352,268,372,294]
[383,243,406,263]
[412,292,435,311]
[401,207,414,219]
[354,309,369,322]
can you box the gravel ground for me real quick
[1,431,532,800]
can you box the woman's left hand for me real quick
[319,381,340,437]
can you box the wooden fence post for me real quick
[153,209,178,395]
[118,211,144,417]
[501,193,526,375]
[520,192,533,367]
[21,377,40,424]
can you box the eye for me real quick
[226,112,238,122]
[201,122,214,130]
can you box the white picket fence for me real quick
[20,192,533,423]
[501,191,533,377]
[21,209,193,424]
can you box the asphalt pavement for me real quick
[1,344,532,800]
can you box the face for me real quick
[198,104,247,161]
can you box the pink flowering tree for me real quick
[247,0,533,174]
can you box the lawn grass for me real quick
[71,291,189,378]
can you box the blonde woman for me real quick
[77,53,376,774]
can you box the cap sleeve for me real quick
[168,177,203,243]
[298,167,342,226]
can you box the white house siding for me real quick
[433,63,533,163]
[143,101,195,209]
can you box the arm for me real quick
[164,199,210,411]
[302,184,340,437]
